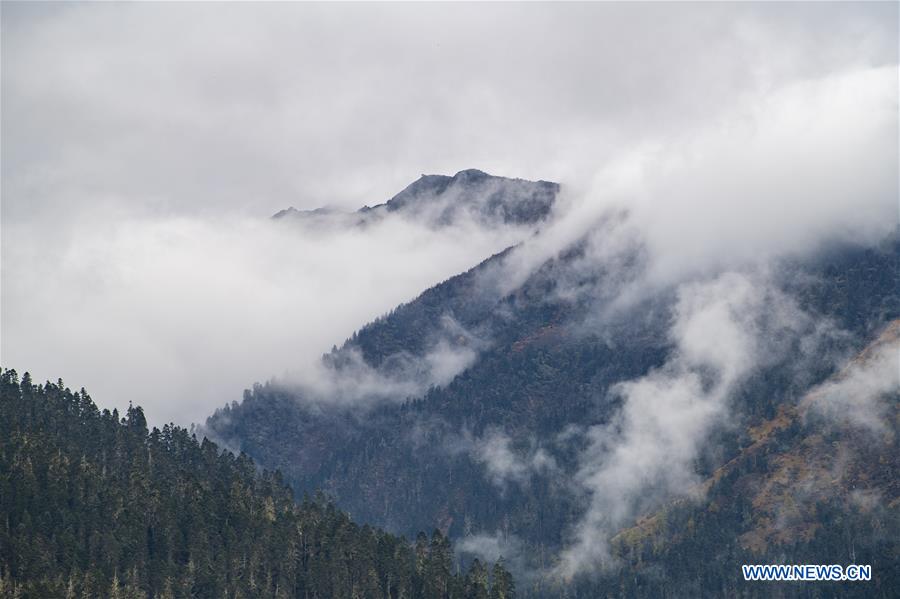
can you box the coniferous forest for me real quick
[0,369,515,599]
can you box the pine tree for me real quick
[109,572,123,599]
[424,530,453,598]
[489,559,515,599]
[464,559,489,599]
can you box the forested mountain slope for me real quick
[206,218,899,597]
[593,320,900,598]
[0,370,515,599]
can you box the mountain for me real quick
[597,319,900,597]
[272,169,559,229]
[205,171,900,596]
[0,369,516,599]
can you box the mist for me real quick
[492,63,897,301]
[1,212,525,425]
[2,2,897,428]
[555,271,837,578]
[806,324,900,437]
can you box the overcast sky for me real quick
[4,2,896,218]
[2,2,897,425]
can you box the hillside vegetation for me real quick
[207,229,899,597]
[0,369,515,599]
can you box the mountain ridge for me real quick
[206,169,900,596]
[272,169,560,229]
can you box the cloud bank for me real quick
[492,64,898,300]
[2,2,897,429]
[2,212,522,425]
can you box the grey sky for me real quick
[4,2,896,219]
[1,2,897,425]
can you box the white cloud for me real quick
[555,272,822,578]
[457,533,529,582]
[488,64,898,302]
[465,430,559,490]
[807,327,900,436]
[1,211,521,425]
[293,315,483,409]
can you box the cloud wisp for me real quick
[805,322,900,437]
[448,429,560,491]
[555,272,826,578]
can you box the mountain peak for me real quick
[451,168,490,179]
[381,169,559,226]
[274,170,560,228]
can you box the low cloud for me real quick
[806,326,900,436]
[466,430,559,490]
[1,211,522,425]
[555,271,826,578]
[292,315,483,408]
[488,64,897,306]
[457,533,530,582]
